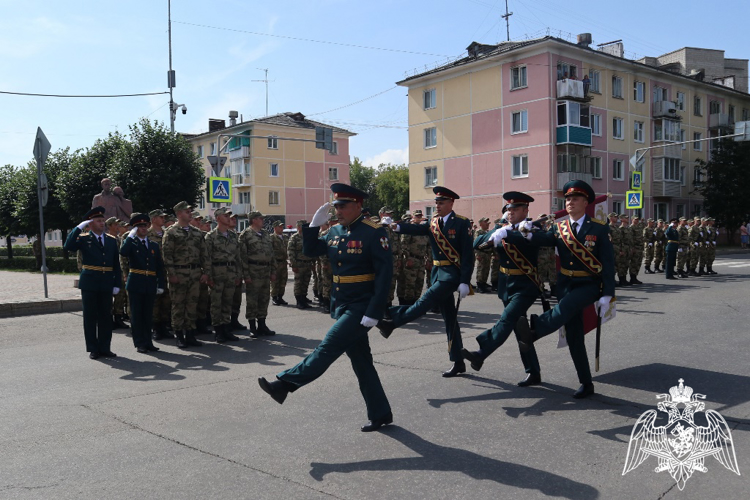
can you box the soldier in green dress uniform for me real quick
[148,209,174,340]
[259,183,394,432]
[665,218,680,280]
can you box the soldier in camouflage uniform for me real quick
[240,211,276,336]
[147,209,174,340]
[688,216,704,275]
[399,209,430,305]
[608,213,622,284]
[289,220,313,309]
[188,212,212,334]
[616,214,632,287]
[107,217,129,329]
[535,214,557,296]
[270,221,290,306]
[653,219,667,273]
[473,217,493,293]
[705,218,718,274]
[643,218,657,273]
[317,218,334,313]
[204,207,241,343]
[676,217,690,277]
[698,217,711,275]
[395,212,411,304]
[628,216,644,284]
[229,213,247,331]
[379,207,401,306]
[162,201,210,348]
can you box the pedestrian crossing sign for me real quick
[625,190,643,209]
[630,171,642,190]
[208,177,232,203]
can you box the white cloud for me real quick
[363,147,408,168]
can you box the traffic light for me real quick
[315,126,333,152]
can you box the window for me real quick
[557,62,577,80]
[676,204,685,218]
[238,191,250,204]
[269,191,280,205]
[512,155,529,178]
[328,167,338,181]
[612,117,624,139]
[694,96,702,116]
[210,142,216,155]
[557,154,581,173]
[424,127,437,148]
[557,101,589,127]
[267,136,278,149]
[588,69,601,93]
[654,203,668,222]
[197,195,205,210]
[197,145,204,158]
[693,132,702,151]
[634,121,644,142]
[663,158,680,181]
[270,163,279,177]
[654,120,680,142]
[612,76,623,98]
[330,141,338,155]
[424,166,437,186]
[613,159,624,180]
[652,86,667,103]
[676,92,685,111]
[728,105,735,122]
[211,202,220,209]
[680,129,686,149]
[591,157,602,179]
[709,100,721,114]
[511,65,527,89]
[591,114,601,136]
[425,206,434,220]
[693,167,704,185]
[511,110,528,134]
[612,201,623,215]
[238,219,249,232]
[634,81,645,102]
[743,108,750,121]
[423,88,436,110]
[693,204,702,217]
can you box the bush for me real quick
[0,246,67,258]
[0,256,79,273]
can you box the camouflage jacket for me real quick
[678,225,690,246]
[688,224,704,245]
[240,228,275,277]
[271,232,289,262]
[205,228,241,281]
[630,223,645,246]
[288,232,312,266]
[162,223,208,275]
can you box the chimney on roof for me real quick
[229,110,239,126]
[577,33,592,48]
[289,112,306,122]
[689,69,705,81]
[208,119,226,132]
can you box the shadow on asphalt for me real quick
[308,426,600,499]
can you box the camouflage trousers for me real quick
[152,289,171,324]
[629,249,644,276]
[246,264,271,320]
[616,249,631,277]
[113,277,128,315]
[398,260,425,301]
[676,246,689,270]
[319,260,333,300]
[643,244,655,266]
[475,252,491,285]
[232,283,244,314]
[210,267,236,326]
[197,282,210,321]
[490,254,500,285]
[706,243,716,265]
[311,259,321,296]
[690,245,705,269]
[293,262,313,297]
[168,268,201,330]
[653,244,665,268]
[271,259,288,298]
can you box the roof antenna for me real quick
[502,0,513,42]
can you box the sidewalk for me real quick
[0,270,82,318]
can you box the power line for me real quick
[0,90,169,98]
[308,86,399,116]
[173,21,451,57]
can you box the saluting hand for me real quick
[77,220,92,231]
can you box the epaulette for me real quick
[454,214,468,220]
[591,217,606,225]
[105,233,117,239]
[362,219,380,229]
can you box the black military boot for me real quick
[688,268,698,276]
[277,295,288,306]
[296,295,310,309]
[618,275,630,287]
[477,282,491,294]
[195,318,210,335]
[113,315,128,329]
[708,265,717,275]
[223,325,239,341]
[490,281,498,292]
[230,313,247,331]
[322,298,331,314]
[213,324,228,343]
[185,330,203,347]
[303,296,313,305]
[257,318,276,336]
[655,265,664,273]
[248,319,258,338]
[272,296,282,306]
[175,330,187,349]
[629,274,642,285]
[644,265,654,274]
[152,323,165,341]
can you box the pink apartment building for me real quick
[398,36,750,223]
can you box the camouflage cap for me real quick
[165,214,177,222]
[479,217,490,223]
[708,217,715,222]
[607,212,618,218]
[296,219,307,226]
[149,209,166,218]
[693,216,701,220]
[272,220,284,227]
[118,220,129,227]
[657,219,664,223]
[214,207,233,217]
[679,217,687,221]
[248,211,264,220]
[190,210,201,218]
[619,214,629,218]
[370,216,381,223]
[412,209,423,216]
[647,218,655,222]
[379,206,393,214]
[494,218,503,224]
[701,217,708,221]
[173,201,192,212]
[105,217,118,226]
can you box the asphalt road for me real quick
[1,254,749,499]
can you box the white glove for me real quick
[712,241,717,246]
[489,227,508,247]
[360,315,378,328]
[77,220,92,230]
[520,220,533,232]
[112,287,120,295]
[501,211,510,221]
[128,228,138,239]
[678,248,683,253]
[648,243,653,247]
[653,231,657,235]
[393,224,401,233]
[310,202,331,227]
[381,216,393,225]
[595,296,613,318]
[156,288,164,295]
[694,242,698,247]
[457,283,470,299]
[699,231,703,237]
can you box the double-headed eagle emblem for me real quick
[623,379,740,490]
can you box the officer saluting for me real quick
[514,180,615,399]
[258,183,394,432]
[64,206,122,359]
[119,213,165,353]
[377,186,474,377]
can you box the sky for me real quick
[1,0,748,169]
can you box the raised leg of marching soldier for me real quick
[230,284,247,331]
[152,289,174,340]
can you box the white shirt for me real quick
[441,212,452,226]
[570,214,587,234]
[139,237,148,248]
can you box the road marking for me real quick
[712,261,746,266]
[726,263,750,268]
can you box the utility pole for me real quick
[502,0,513,42]
[258,68,269,117]
[167,0,176,132]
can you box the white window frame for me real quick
[425,206,434,220]
[612,200,623,214]
[238,219,249,232]
[676,92,685,111]
[652,86,667,103]
[613,159,624,180]
[424,127,437,149]
[330,141,338,155]
[680,129,687,149]
[267,136,278,149]
[612,117,624,140]
[423,88,436,110]
[634,81,645,102]
[612,76,623,98]
[268,190,280,206]
[588,69,601,93]
[591,156,602,179]
[197,145,204,158]
[557,62,578,80]
[663,158,681,181]
[634,121,644,143]
[209,142,216,155]
[694,96,702,116]
[269,163,279,177]
[424,166,437,187]
[238,191,250,204]
[511,109,528,134]
[328,167,339,181]
[709,100,721,115]
[511,155,529,178]
[511,65,527,90]
[197,195,205,210]
[591,114,601,136]
[694,132,702,151]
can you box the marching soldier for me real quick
[270,221,290,306]
[617,214,632,287]
[629,216,644,284]
[705,218,718,274]
[377,186,474,377]
[239,211,276,336]
[258,183,394,432]
[473,217,493,293]
[399,209,430,305]
[288,220,314,309]
[119,213,165,353]
[462,192,542,386]
[653,220,666,273]
[643,218,657,273]
[688,217,704,276]
[698,217,710,275]
[64,206,122,359]
[204,207,241,343]
[608,213,622,283]
[107,217,129,329]
[162,201,210,349]
[515,180,615,399]
[676,217,690,277]
[229,213,247,331]
[148,209,173,340]
[665,218,680,280]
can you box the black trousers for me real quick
[81,290,113,353]
[129,291,156,348]
[666,249,677,278]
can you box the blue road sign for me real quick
[626,190,643,209]
[209,177,232,203]
[631,171,642,190]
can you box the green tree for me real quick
[349,157,380,212]
[374,163,409,219]
[0,165,22,258]
[693,139,750,244]
[109,119,204,213]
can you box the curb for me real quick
[0,298,83,318]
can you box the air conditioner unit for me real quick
[654,100,677,117]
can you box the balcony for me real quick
[556,125,592,146]
[232,173,253,187]
[652,100,680,119]
[652,143,682,159]
[652,180,681,197]
[556,79,591,101]
[231,203,254,216]
[709,113,733,130]
[556,171,593,190]
[228,145,250,159]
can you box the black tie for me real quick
[141,239,148,249]
[98,236,104,247]
[572,222,579,234]
[438,218,444,229]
